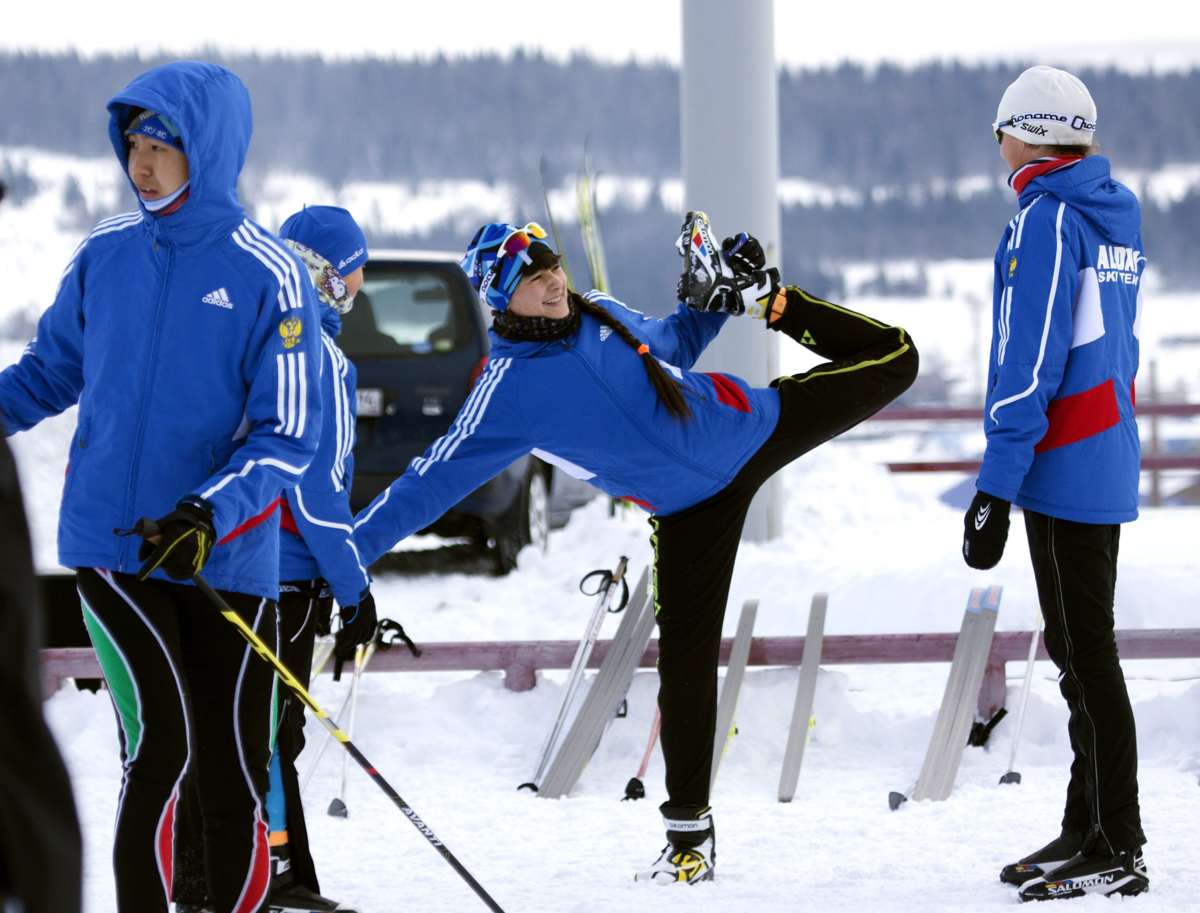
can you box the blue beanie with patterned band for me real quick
[461,222,553,312]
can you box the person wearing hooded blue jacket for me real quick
[961,67,1149,902]
[353,220,918,884]
[0,62,322,913]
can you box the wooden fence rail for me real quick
[42,628,1200,719]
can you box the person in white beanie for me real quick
[962,65,1149,901]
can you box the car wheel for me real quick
[493,465,550,574]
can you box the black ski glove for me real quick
[335,591,378,661]
[136,498,216,581]
[315,589,334,637]
[962,490,1011,570]
[722,233,766,277]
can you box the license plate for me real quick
[356,388,385,417]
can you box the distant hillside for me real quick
[3,52,1199,186]
[1,52,1197,290]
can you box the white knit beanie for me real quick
[995,66,1097,146]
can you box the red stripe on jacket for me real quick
[279,497,301,536]
[216,496,282,546]
[703,373,752,413]
[1034,377,1121,454]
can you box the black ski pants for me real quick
[653,290,918,814]
[1024,510,1144,852]
[174,579,331,906]
[271,579,330,892]
[0,436,81,913]
[76,568,276,913]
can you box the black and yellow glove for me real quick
[136,498,216,581]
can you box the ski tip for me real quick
[999,771,1022,785]
[327,798,348,818]
[622,777,645,801]
[517,782,539,793]
[887,791,908,811]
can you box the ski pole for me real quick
[134,520,507,913]
[1000,610,1043,785]
[623,707,661,801]
[329,641,373,817]
[300,680,356,794]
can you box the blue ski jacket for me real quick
[353,292,782,565]
[278,306,371,606]
[978,156,1143,524]
[0,62,322,598]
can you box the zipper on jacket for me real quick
[120,241,173,571]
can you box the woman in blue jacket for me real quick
[354,221,917,883]
[963,67,1149,902]
[0,62,322,913]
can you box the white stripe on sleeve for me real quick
[275,354,287,433]
[990,201,1067,425]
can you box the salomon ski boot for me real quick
[676,213,778,318]
[1001,830,1084,886]
[635,807,715,885]
[1018,847,1148,902]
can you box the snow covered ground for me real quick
[5,149,1200,911]
[39,448,1200,913]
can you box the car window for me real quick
[337,267,470,359]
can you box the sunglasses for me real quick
[992,119,1012,144]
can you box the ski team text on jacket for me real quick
[278,306,371,606]
[353,292,783,566]
[0,62,322,599]
[979,155,1142,524]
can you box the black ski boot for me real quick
[269,842,360,913]
[1000,830,1084,886]
[675,213,778,318]
[635,806,715,885]
[1018,846,1148,902]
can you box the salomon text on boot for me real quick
[635,807,715,885]
[1018,842,1148,902]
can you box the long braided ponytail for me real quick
[573,292,693,422]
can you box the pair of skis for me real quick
[539,151,610,295]
[890,586,1003,810]
[518,557,632,793]
[537,567,656,799]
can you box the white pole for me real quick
[681,0,782,541]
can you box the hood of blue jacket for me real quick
[1019,156,1141,246]
[107,61,251,248]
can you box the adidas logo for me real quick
[599,326,613,342]
[202,288,233,309]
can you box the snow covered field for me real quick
[37,448,1200,913]
[4,149,1200,911]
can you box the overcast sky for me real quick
[5,0,1200,71]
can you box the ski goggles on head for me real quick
[497,222,548,264]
